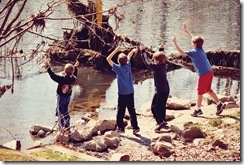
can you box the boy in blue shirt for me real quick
[106,46,140,134]
[173,23,225,117]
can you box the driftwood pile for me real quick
[47,0,240,79]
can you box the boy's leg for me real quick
[208,91,225,115]
[151,93,159,124]
[197,94,203,109]
[161,92,169,122]
[117,95,127,130]
[127,93,139,130]
[63,97,71,130]
[208,92,220,103]
[155,92,168,123]
[58,96,70,131]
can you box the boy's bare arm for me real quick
[173,36,187,57]
[127,48,138,61]
[106,46,121,67]
[183,23,194,39]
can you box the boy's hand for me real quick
[183,23,188,33]
[139,44,145,51]
[132,47,138,54]
[115,46,121,52]
[74,60,79,67]
[43,59,50,69]
[173,36,177,44]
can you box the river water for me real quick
[0,0,240,150]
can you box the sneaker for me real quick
[191,109,203,117]
[155,121,168,132]
[133,128,140,135]
[116,128,125,133]
[216,102,226,115]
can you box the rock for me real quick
[152,135,172,144]
[83,141,107,152]
[70,129,86,142]
[30,124,52,135]
[165,114,175,121]
[169,125,183,136]
[124,113,130,120]
[166,97,192,110]
[123,119,128,128]
[103,105,116,110]
[193,139,204,146]
[151,141,174,157]
[3,140,21,150]
[55,132,69,142]
[182,126,206,139]
[225,102,239,109]
[227,96,235,102]
[104,131,121,138]
[206,97,214,105]
[97,119,116,134]
[103,137,120,149]
[212,139,228,150]
[37,130,46,138]
[183,122,193,129]
[82,119,99,139]
[110,153,130,161]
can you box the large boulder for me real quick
[151,141,174,157]
[97,119,116,134]
[152,135,172,144]
[30,124,52,135]
[70,129,87,142]
[170,125,183,136]
[182,126,207,141]
[83,141,107,152]
[166,97,193,110]
[77,119,99,139]
[103,137,120,149]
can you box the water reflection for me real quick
[98,68,240,119]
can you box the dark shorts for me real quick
[197,71,214,95]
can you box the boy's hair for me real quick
[153,52,167,64]
[191,35,204,48]
[118,53,128,65]
[64,63,74,76]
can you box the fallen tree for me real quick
[47,0,240,80]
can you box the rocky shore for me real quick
[1,94,240,161]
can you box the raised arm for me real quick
[139,44,154,67]
[173,36,187,57]
[183,23,194,39]
[44,59,64,83]
[73,60,79,77]
[127,48,138,61]
[106,46,121,67]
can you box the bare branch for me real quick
[0,0,17,34]
[2,0,28,36]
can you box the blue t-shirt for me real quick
[112,61,134,95]
[186,47,212,76]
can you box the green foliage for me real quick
[0,149,36,161]
[208,118,223,127]
[32,149,85,161]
